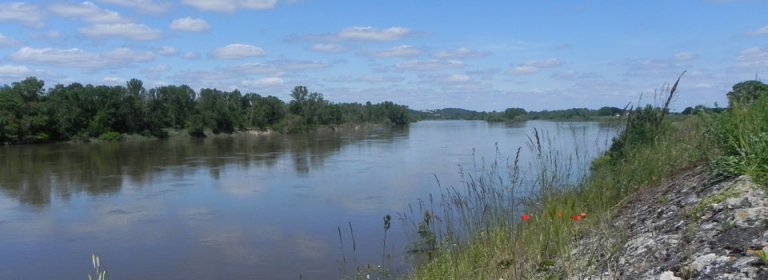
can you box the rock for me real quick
[659,270,681,280]
[567,168,768,279]
[733,208,768,228]
[686,253,731,275]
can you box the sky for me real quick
[0,0,766,111]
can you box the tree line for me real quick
[413,106,627,122]
[0,77,411,144]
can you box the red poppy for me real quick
[570,215,582,221]
[521,214,529,221]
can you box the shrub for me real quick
[97,131,123,142]
[605,72,684,162]
[711,92,768,184]
[726,80,768,106]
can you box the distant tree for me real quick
[381,101,409,125]
[727,80,768,105]
[0,78,415,143]
[681,106,694,115]
[597,106,623,116]
[503,107,527,120]
[289,86,309,116]
[13,77,45,102]
[126,78,144,96]
[197,88,242,133]
[5,77,50,142]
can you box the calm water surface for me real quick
[0,120,617,279]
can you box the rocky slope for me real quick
[570,166,768,279]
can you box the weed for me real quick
[688,186,741,220]
[710,81,768,185]
[87,253,108,280]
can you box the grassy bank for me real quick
[407,79,768,279]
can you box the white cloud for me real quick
[181,0,277,12]
[158,46,177,56]
[11,47,154,70]
[183,52,200,60]
[0,2,45,28]
[241,77,284,88]
[527,58,561,68]
[96,0,172,13]
[625,57,690,77]
[145,64,170,73]
[235,60,331,75]
[395,59,465,71]
[551,70,598,80]
[79,23,162,40]
[674,52,696,61]
[735,47,768,69]
[750,25,768,36]
[173,59,332,89]
[311,43,344,53]
[170,17,210,32]
[0,33,21,47]
[48,1,129,23]
[329,75,405,83]
[433,48,485,59]
[270,60,330,71]
[419,73,473,84]
[510,58,561,74]
[510,65,538,74]
[0,64,31,78]
[443,74,472,83]
[213,44,265,59]
[337,26,411,41]
[367,45,422,57]
[101,76,124,85]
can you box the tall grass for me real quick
[711,90,768,185]
[408,74,720,279]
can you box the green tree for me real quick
[197,88,243,133]
[727,80,768,106]
[503,107,527,120]
[289,86,309,116]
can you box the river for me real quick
[0,120,617,279]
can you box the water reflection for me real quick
[0,127,407,207]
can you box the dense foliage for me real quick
[712,80,768,184]
[0,77,412,144]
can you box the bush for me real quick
[606,73,684,162]
[188,126,206,138]
[97,131,123,142]
[711,92,768,184]
[278,114,309,134]
[727,80,768,106]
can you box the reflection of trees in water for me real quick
[0,127,407,206]
[289,126,408,175]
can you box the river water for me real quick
[0,120,617,279]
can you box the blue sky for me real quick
[0,0,766,111]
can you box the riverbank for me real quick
[70,122,390,144]
[567,167,768,279]
[408,80,768,279]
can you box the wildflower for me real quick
[521,214,529,221]
[580,212,588,218]
[570,215,582,221]
[556,211,564,218]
